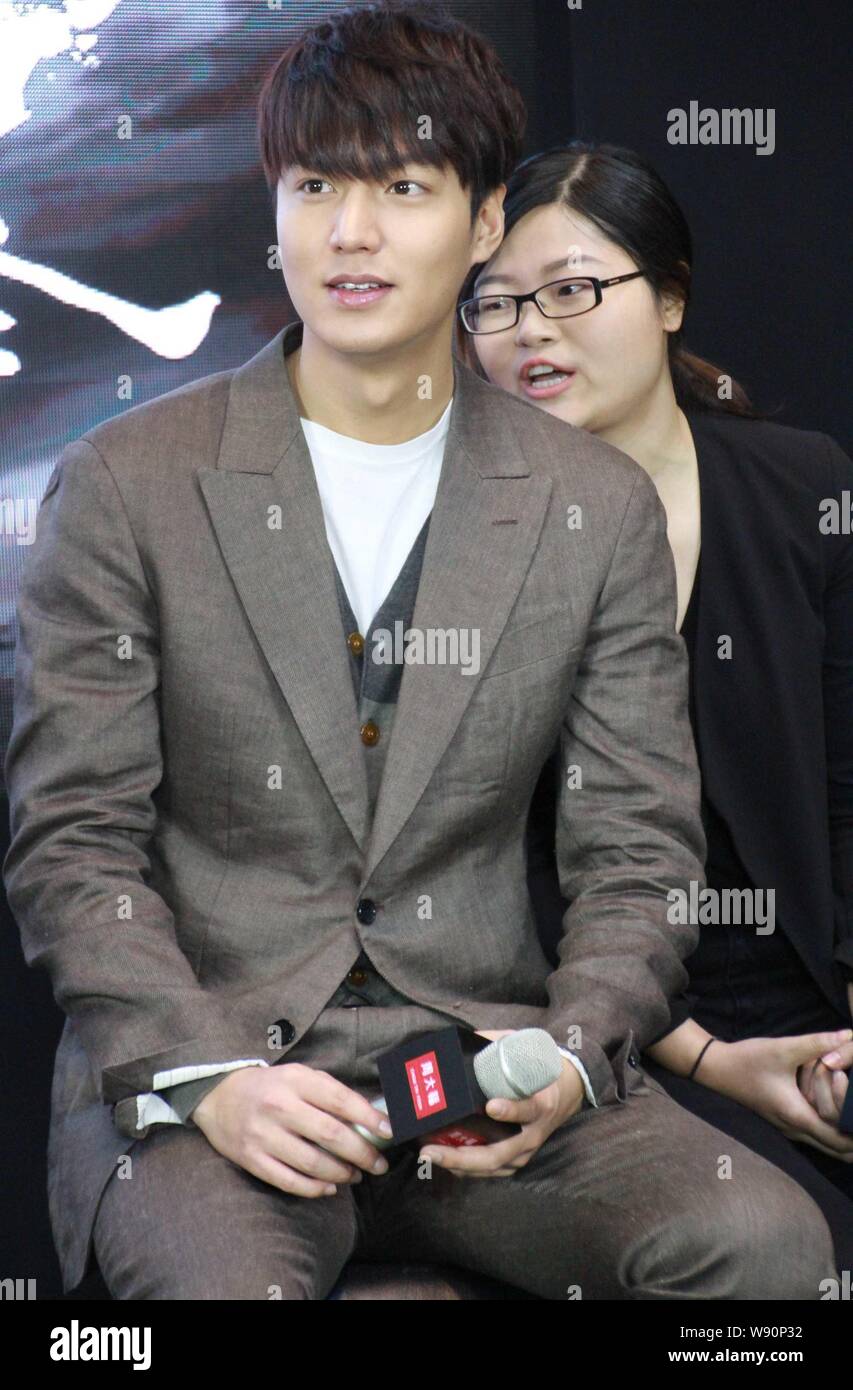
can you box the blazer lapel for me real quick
[197,319,552,878]
[197,321,370,851]
[686,410,844,1010]
[361,375,553,882]
[689,414,763,840]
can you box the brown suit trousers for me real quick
[92,997,839,1300]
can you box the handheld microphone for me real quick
[353,1026,564,1150]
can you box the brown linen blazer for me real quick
[3,319,706,1290]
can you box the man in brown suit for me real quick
[3,3,839,1299]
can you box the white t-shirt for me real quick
[299,396,454,634]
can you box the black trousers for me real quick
[643,921,853,1271]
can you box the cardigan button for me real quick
[360,719,380,746]
[347,631,365,656]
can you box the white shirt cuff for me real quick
[135,1058,269,1129]
[556,1046,598,1108]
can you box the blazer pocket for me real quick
[481,617,580,681]
[439,697,514,796]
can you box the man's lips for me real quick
[326,275,393,287]
[326,277,395,310]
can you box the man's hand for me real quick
[192,1063,393,1197]
[418,1029,585,1180]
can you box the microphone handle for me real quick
[352,1096,395,1150]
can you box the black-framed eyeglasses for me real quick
[457,271,645,335]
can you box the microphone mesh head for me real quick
[473,1029,564,1100]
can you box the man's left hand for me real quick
[418,1029,585,1179]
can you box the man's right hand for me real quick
[191,1064,393,1196]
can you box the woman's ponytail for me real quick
[670,344,759,418]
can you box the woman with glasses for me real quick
[455,142,853,1266]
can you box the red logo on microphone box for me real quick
[405,1050,447,1116]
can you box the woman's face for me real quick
[468,203,683,435]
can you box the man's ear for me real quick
[470,185,506,268]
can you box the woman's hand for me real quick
[700,1029,853,1160]
[794,981,853,1123]
[797,1036,853,1123]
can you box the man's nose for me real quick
[331,188,382,249]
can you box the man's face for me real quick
[275,159,503,360]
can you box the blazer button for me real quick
[356,898,377,925]
[360,719,380,746]
[272,1018,296,1044]
[347,631,365,656]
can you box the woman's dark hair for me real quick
[456,141,760,417]
[257,0,526,229]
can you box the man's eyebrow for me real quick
[476,254,605,290]
[287,159,440,179]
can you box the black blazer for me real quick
[528,407,853,1022]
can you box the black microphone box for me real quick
[376,1024,522,1148]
